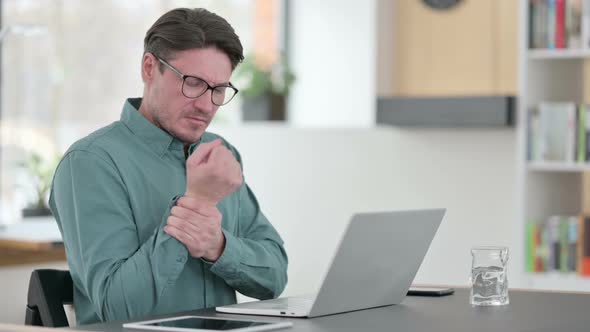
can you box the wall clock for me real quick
[423,0,462,10]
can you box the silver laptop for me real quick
[216,208,445,318]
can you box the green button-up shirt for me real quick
[49,98,288,325]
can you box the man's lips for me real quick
[186,116,208,125]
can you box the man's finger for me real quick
[164,225,206,258]
[171,205,204,221]
[167,215,202,235]
[190,139,222,165]
[164,224,196,244]
[208,145,235,165]
[206,145,223,164]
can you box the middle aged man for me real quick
[49,8,288,325]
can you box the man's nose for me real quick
[192,89,215,114]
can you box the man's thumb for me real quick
[190,139,222,165]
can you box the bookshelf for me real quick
[519,0,590,291]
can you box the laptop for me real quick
[216,208,445,318]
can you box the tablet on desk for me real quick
[123,315,292,332]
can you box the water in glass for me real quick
[470,246,509,306]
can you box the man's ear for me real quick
[141,53,157,83]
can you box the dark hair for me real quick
[144,8,244,70]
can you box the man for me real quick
[49,8,288,325]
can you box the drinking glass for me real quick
[470,246,509,306]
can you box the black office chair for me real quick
[25,269,74,327]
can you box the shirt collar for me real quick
[120,98,188,157]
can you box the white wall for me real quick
[287,0,377,127]
[376,0,395,96]
[213,125,519,297]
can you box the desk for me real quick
[72,288,590,332]
[0,219,65,266]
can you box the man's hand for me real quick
[184,139,243,205]
[164,196,226,261]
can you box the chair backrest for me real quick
[25,269,73,327]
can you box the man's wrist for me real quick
[204,233,226,262]
[181,192,218,210]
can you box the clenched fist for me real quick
[184,139,243,205]
[164,139,242,261]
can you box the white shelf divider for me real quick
[525,273,590,292]
[527,161,590,172]
[528,48,590,60]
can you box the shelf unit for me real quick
[518,0,590,291]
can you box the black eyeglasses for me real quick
[155,55,238,106]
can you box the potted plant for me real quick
[233,53,295,121]
[18,152,60,218]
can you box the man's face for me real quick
[142,47,233,144]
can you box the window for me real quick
[0,0,284,223]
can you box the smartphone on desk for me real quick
[407,287,454,297]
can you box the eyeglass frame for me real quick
[153,54,239,106]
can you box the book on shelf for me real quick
[524,221,538,272]
[560,217,569,271]
[585,106,590,162]
[528,102,590,163]
[567,0,583,48]
[583,172,590,214]
[556,0,566,48]
[529,0,585,50]
[568,217,578,270]
[577,102,587,162]
[530,0,549,48]
[549,0,557,48]
[578,216,590,275]
[550,216,560,269]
